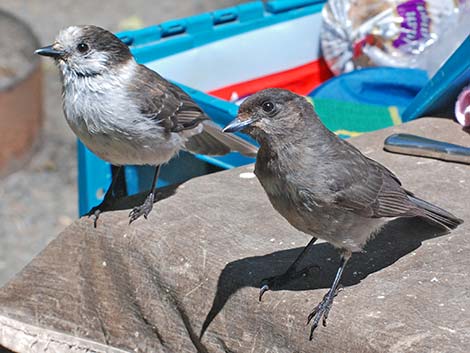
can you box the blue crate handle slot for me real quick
[212,9,238,25]
[160,20,187,37]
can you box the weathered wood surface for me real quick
[0,118,469,353]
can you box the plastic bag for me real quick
[321,0,469,75]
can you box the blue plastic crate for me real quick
[78,0,328,216]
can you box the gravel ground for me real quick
[0,0,245,286]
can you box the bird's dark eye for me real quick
[76,42,89,53]
[262,101,275,113]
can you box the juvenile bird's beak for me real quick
[223,116,257,133]
[35,45,64,58]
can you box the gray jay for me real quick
[35,25,257,226]
[223,88,462,339]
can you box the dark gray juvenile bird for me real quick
[35,25,257,226]
[223,88,462,339]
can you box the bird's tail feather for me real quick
[185,121,258,157]
[408,194,463,230]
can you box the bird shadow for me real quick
[91,182,181,214]
[200,218,449,338]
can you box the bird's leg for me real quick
[307,250,351,340]
[259,237,318,301]
[86,165,124,228]
[129,165,161,224]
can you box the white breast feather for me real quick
[62,60,186,166]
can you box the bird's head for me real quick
[223,88,314,142]
[35,25,132,78]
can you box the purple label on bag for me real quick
[393,0,431,51]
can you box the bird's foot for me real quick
[85,198,115,228]
[306,285,343,340]
[259,264,320,302]
[129,192,155,224]
[86,207,102,228]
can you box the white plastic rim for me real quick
[145,13,323,92]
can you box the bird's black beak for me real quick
[223,117,257,133]
[34,45,64,58]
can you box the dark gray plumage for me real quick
[223,88,462,339]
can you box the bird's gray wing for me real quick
[129,65,258,157]
[328,140,417,218]
[131,65,209,133]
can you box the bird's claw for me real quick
[306,294,331,340]
[259,284,270,302]
[84,193,120,228]
[259,264,320,302]
[129,192,155,224]
[258,274,284,302]
[85,207,102,228]
[306,285,343,340]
